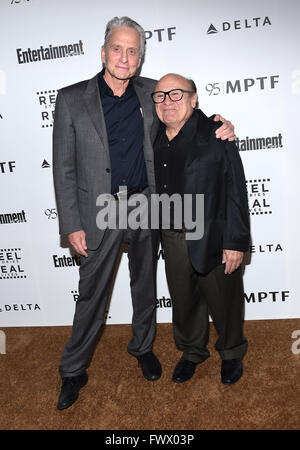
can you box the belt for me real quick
[112,186,148,201]
[168,227,185,233]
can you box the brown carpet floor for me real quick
[0,319,299,430]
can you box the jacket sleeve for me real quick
[222,139,250,252]
[52,90,83,236]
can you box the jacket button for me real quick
[106,168,110,173]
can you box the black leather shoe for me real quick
[57,372,88,410]
[137,351,162,381]
[172,358,196,383]
[221,358,243,385]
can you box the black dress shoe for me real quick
[172,358,196,383]
[221,358,243,385]
[57,372,88,410]
[137,351,162,381]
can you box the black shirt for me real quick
[154,109,213,229]
[154,110,200,197]
[98,70,148,194]
[154,113,195,229]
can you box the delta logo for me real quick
[207,16,271,34]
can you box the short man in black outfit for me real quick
[153,73,250,385]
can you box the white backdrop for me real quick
[0,0,299,326]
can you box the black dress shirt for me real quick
[154,118,194,197]
[98,70,148,194]
[154,110,203,228]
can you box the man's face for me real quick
[101,26,141,81]
[154,75,197,129]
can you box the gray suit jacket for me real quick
[53,74,159,249]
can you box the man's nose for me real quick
[163,94,172,104]
[120,49,128,62]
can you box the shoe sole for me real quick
[172,374,194,383]
[142,371,162,381]
[138,359,162,381]
[221,369,243,385]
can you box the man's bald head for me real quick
[152,73,198,134]
[155,73,196,93]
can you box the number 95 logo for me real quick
[44,208,57,219]
[205,82,221,96]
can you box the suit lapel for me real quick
[82,75,110,156]
[133,78,159,146]
[133,78,153,128]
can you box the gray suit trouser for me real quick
[59,199,158,378]
[161,230,248,364]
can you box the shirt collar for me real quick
[159,109,213,141]
[97,68,134,98]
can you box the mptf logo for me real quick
[0,161,16,174]
[145,26,176,42]
[205,75,279,96]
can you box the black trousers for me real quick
[161,230,248,364]
[59,204,159,378]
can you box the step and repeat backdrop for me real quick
[0,0,299,326]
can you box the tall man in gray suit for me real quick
[53,16,235,410]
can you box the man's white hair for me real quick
[104,16,146,59]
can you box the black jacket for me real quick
[157,109,250,274]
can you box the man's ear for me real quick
[101,45,106,64]
[192,93,198,109]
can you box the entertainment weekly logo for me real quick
[16,40,84,64]
[0,210,27,225]
[52,253,81,269]
[236,134,283,152]
[207,16,271,34]
[10,0,31,4]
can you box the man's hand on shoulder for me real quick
[214,114,235,141]
[68,230,88,257]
